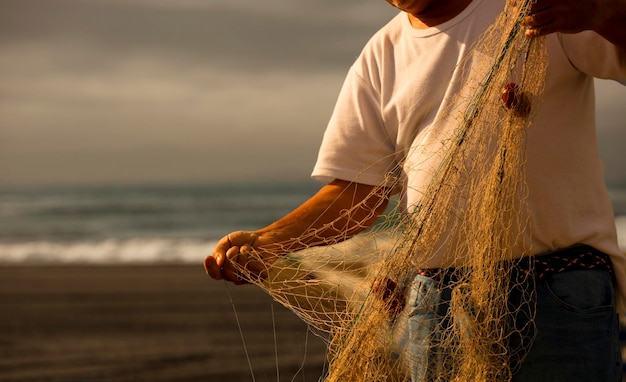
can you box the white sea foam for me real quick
[0,217,624,265]
[0,238,218,265]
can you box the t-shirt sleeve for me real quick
[311,64,397,186]
[559,31,626,80]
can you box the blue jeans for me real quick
[407,269,621,382]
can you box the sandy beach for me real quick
[0,265,328,382]
[1,264,625,382]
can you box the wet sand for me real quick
[2,265,624,381]
[0,265,328,382]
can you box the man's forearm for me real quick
[254,179,389,254]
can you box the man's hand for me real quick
[522,0,598,38]
[204,231,273,285]
[523,0,626,52]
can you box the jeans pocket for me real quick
[541,270,614,313]
[516,270,621,381]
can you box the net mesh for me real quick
[231,2,547,381]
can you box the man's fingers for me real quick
[523,0,596,36]
[523,12,553,28]
[523,14,558,37]
[242,246,271,281]
[212,235,233,263]
[222,247,252,284]
[204,235,232,279]
[522,2,557,33]
[205,231,268,284]
[204,255,224,280]
[229,231,259,247]
[221,263,242,284]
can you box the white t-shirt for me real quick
[312,0,626,308]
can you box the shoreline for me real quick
[0,264,327,382]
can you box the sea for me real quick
[0,182,320,265]
[0,182,625,265]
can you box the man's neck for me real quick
[407,0,473,29]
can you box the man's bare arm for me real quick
[204,179,390,284]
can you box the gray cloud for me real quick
[0,0,624,187]
[0,0,399,185]
[0,0,394,73]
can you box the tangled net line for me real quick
[233,1,547,381]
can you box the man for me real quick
[206,0,626,380]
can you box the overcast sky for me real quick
[1,0,625,187]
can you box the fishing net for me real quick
[231,1,547,381]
